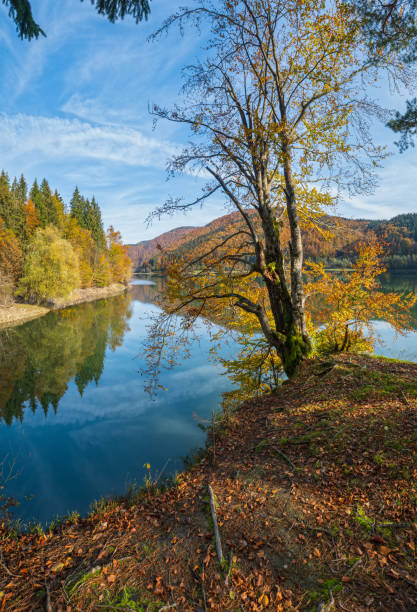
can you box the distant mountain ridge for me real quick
[127,212,417,271]
[128,226,196,270]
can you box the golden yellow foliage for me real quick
[305,239,417,354]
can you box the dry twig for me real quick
[0,547,18,577]
[224,550,233,586]
[45,579,52,612]
[272,446,296,470]
[317,587,335,611]
[208,484,223,565]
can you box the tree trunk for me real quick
[260,201,310,378]
[282,142,308,334]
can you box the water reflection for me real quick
[0,280,233,523]
[380,272,417,330]
[129,276,163,303]
[0,273,416,523]
[0,293,132,425]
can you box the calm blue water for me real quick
[0,273,416,524]
[0,279,235,524]
[374,272,417,362]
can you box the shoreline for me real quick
[2,354,416,610]
[0,283,127,329]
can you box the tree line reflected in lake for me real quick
[1,272,416,427]
[0,293,133,425]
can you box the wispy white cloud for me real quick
[61,94,124,125]
[2,0,416,246]
[0,113,176,168]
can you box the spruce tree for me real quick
[0,171,25,241]
[0,171,13,229]
[29,179,47,227]
[40,178,59,226]
[17,174,28,205]
[70,187,83,221]
[2,0,150,41]
[90,196,106,249]
[54,190,66,214]
[9,175,27,240]
[70,190,105,249]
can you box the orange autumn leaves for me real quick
[0,217,22,284]
[305,238,417,354]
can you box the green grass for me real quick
[101,587,164,611]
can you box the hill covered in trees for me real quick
[0,170,131,306]
[128,212,417,272]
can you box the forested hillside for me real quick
[0,170,131,305]
[128,212,417,271]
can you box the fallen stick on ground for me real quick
[208,484,224,565]
[317,587,334,612]
[45,579,52,612]
[273,446,296,470]
[224,550,233,586]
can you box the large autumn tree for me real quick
[16,225,80,303]
[146,0,399,378]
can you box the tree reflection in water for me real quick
[0,293,132,425]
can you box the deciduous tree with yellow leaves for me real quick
[0,172,132,304]
[16,226,80,303]
[145,0,403,381]
[107,226,132,284]
[305,239,417,354]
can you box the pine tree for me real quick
[70,190,106,249]
[70,187,83,220]
[0,171,14,231]
[17,174,27,205]
[11,177,19,199]
[54,190,66,214]
[29,179,47,227]
[0,171,25,240]
[3,0,150,41]
[40,178,59,226]
[90,196,106,249]
[9,180,27,241]
[51,193,66,229]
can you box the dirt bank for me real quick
[1,354,417,610]
[0,284,127,329]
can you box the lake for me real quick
[0,273,416,524]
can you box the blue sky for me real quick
[0,0,416,243]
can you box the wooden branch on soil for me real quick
[344,558,361,575]
[45,579,52,612]
[317,587,334,611]
[224,550,233,586]
[0,547,18,577]
[272,446,296,470]
[302,524,335,538]
[399,390,410,407]
[208,484,224,565]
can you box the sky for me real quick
[0,0,417,244]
